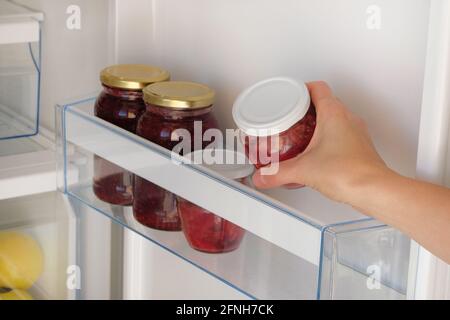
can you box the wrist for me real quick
[340,163,398,209]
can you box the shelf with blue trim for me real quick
[0,0,42,141]
[58,97,411,300]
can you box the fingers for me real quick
[306,81,336,110]
[252,156,304,189]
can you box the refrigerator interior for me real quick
[1,0,449,299]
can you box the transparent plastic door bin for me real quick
[0,0,43,140]
[57,98,412,300]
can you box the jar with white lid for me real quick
[232,77,316,183]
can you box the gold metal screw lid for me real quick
[100,64,170,90]
[143,81,216,109]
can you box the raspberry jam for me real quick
[178,149,254,253]
[93,87,145,206]
[93,64,170,206]
[233,77,316,187]
[243,104,316,169]
[133,81,218,231]
[178,198,246,253]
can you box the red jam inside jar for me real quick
[233,77,316,187]
[178,150,253,253]
[178,198,246,253]
[243,104,316,169]
[133,81,219,231]
[93,64,170,206]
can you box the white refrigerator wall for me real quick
[117,0,430,179]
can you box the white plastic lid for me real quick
[232,77,311,137]
[185,149,254,181]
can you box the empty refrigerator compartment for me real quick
[58,97,411,299]
[0,0,42,140]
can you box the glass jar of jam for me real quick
[232,77,316,186]
[178,149,254,253]
[93,64,170,206]
[133,81,219,231]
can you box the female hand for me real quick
[253,81,450,263]
[253,81,388,205]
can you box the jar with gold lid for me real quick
[93,64,170,206]
[133,81,219,231]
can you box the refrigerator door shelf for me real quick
[58,98,411,299]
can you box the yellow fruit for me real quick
[0,232,44,290]
[0,289,33,300]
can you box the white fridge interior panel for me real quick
[117,0,430,180]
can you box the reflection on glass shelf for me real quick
[0,192,75,300]
[59,98,411,299]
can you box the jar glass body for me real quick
[178,177,249,253]
[93,86,146,206]
[243,104,316,169]
[133,104,219,231]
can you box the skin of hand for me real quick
[253,81,450,264]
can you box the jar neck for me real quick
[146,104,213,119]
[102,85,143,100]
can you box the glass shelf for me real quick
[0,130,63,201]
[58,97,412,300]
[0,0,42,140]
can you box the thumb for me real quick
[252,156,305,189]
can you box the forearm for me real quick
[346,167,450,264]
